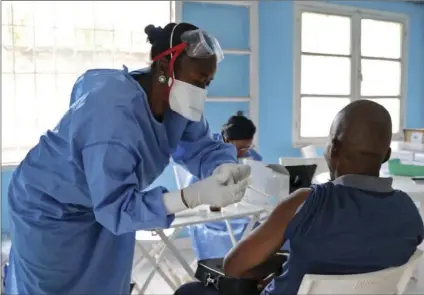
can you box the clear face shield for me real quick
[150,25,224,122]
[152,26,224,70]
[180,29,224,63]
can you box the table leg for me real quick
[138,244,175,294]
[133,241,164,270]
[224,219,237,247]
[138,229,183,293]
[133,242,178,291]
[155,230,196,279]
[241,214,260,240]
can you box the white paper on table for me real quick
[410,132,423,144]
[414,153,424,163]
[242,159,290,205]
[391,150,414,162]
[391,141,424,153]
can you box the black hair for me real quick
[144,23,199,61]
[221,111,256,141]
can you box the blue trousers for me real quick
[174,281,261,295]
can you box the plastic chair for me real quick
[132,166,187,294]
[297,249,423,295]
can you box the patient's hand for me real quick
[233,270,276,291]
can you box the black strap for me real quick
[130,282,136,293]
[195,252,289,295]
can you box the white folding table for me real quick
[132,202,266,293]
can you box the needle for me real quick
[247,185,269,197]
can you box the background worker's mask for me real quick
[152,24,223,122]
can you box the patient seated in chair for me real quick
[175,100,424,295]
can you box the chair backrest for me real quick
[297,249,423,295]
[301,145,319,158]
[172,165,192,190]
[279,157,328,180]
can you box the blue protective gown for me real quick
[187,133,263,260]
[5,66,237,295]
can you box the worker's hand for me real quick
[183,175,249,208]
[213,163,251,185]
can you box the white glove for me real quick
[213,163,251,185]
[162,175,249,214]
[184,175,249,208]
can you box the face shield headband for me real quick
[152,25,224,87]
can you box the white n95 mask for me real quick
[169,79,207,122]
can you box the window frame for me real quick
[1,1,175,166]
[292,1,409,147]
[1,1,261,166]
[175,1,260,147]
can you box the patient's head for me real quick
[222,111,256,158]
[324,100,392,180]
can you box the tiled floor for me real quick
[131,247,424,295]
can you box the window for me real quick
[293,3,407,146]
[1,1,174,165]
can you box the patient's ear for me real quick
[331,138,341,158]
[382,148,391,163]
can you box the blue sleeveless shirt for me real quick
[263,174,424,295]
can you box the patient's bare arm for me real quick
[223,188,311,278]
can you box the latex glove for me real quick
[184,175,249,208]
[213,163,251,185]
[162,174,249,214]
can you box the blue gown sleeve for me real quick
[73,73,175,235]
[245,148,263,161]
[69,74,84,106]
[82,142,174,235]
[172,117,237,179]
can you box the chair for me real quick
[301,145,319,159]
[132,165,191,294]
[297,249,423,295]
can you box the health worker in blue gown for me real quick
[187,112,263,260]
[5,22,251,295]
